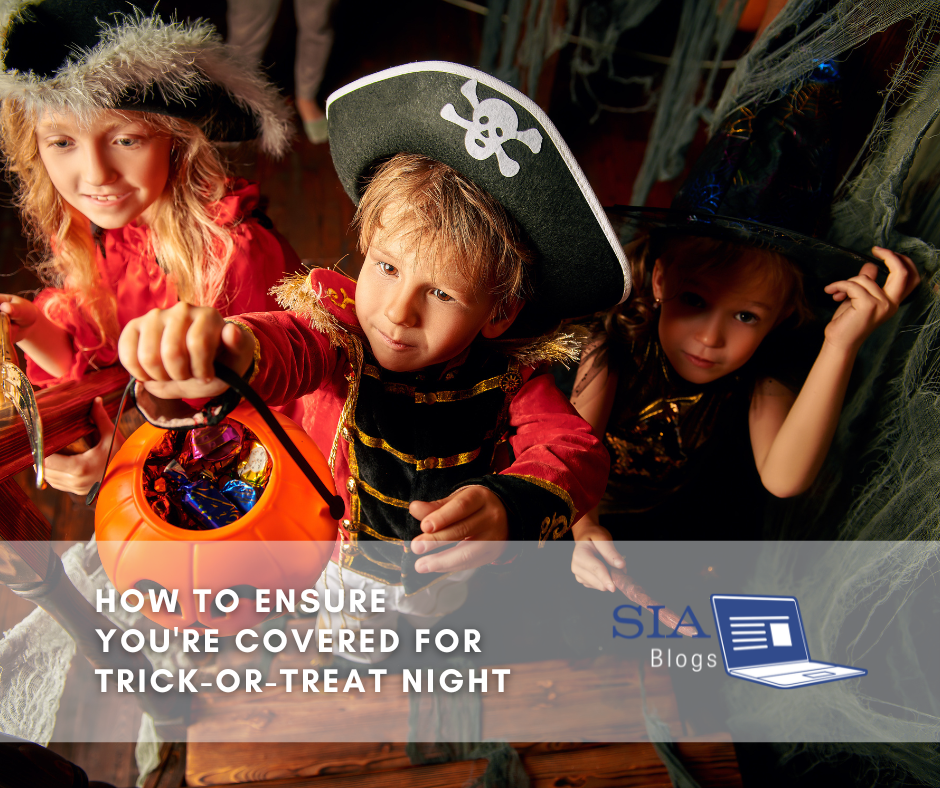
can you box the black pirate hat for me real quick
[0,0,292,155]
[607,59,880,302]
[326,61,630,333]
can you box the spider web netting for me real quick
[568,0,748,204]
[715,1,940,783]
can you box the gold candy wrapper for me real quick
[237,441,272,487]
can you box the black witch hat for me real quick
[0,0,293,155]
[326,61,630,334]
[607,59,878,296]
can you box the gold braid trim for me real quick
[271,271,348,350]
[484,326,586,368]
[502,472,577,523]
[330,334,363,471]
[270,272,364,471]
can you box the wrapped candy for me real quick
[222,479,263,514]
[164,460,241,529]
[142,421,272,530]
[237,441,272,487]
[188,422,244,459]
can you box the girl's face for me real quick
[35,110,172,229]
[652,259,787,384]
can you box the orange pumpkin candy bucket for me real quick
[93,365,342,636]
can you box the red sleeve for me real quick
[25,288,118,388]
[136,310,342,427]
[466,371,609,543]
[215,217,302,316]
[229,311,341,405]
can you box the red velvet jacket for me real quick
[230,269,609,593]
[28,179,298,386]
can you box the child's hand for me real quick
[409,486,509,573]
[0,295,40,343]
[823,247,920,353]
[571,514,624,592]
[118,303,254,400]
[44,397,123,496]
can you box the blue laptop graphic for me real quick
[711,594,866,688]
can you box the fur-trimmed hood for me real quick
[0,0,293,156]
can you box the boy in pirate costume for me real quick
[119,63,629,656]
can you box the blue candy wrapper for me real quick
[221,479,262,514]
[164,460,241,529]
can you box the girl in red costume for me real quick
[0,0,299,495]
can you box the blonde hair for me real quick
[0,98,238,350]
[353,153,534,318]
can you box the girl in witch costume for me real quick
[118,63,626,658]
[0,0,297,496]
[570,60,921,592]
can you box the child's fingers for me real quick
[135,308,173,382]
[411,487,507,568]
[413,539,503,574]
[187,308,224,381]
[118,319,148,380]
[411,507,483,552]
[824,276,886,307]
[593,536,626,570]
[219,321,255,377]
[572,545,615,591]
[89,396,115,443]
[416,487,485,535]
[43,450,103,496]
[0,295,37,330]
[0,296,20,317]
[584,560,615,592]
[872,247,920,305]
[409,499,446,522]
[161,305,194,381]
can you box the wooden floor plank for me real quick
[187,657,679,744]
[187,742,741,788]
[186,742,611,786]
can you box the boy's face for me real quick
[36,110,171,230]
[356,228,515,373]
[653,259,786,384]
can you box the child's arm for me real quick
[410,371,610,574]
[750,247,920,497]
[0,295,75,379]
[118,302,338,408]
[568,343,626,591]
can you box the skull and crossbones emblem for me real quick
[441,79,542,177]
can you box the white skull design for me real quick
[441,79,542,177]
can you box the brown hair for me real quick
[0,99,237,352]
[353,153,534,318]
[599,233,812,347]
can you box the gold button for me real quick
[346,476,357,493]
[424,392,437,404]
[341,542,352,553]
[445,371,456,380]
[424,456,438,470]
[341,426,353,442]
[341,519,351,528]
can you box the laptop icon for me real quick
[711,594,866,688]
